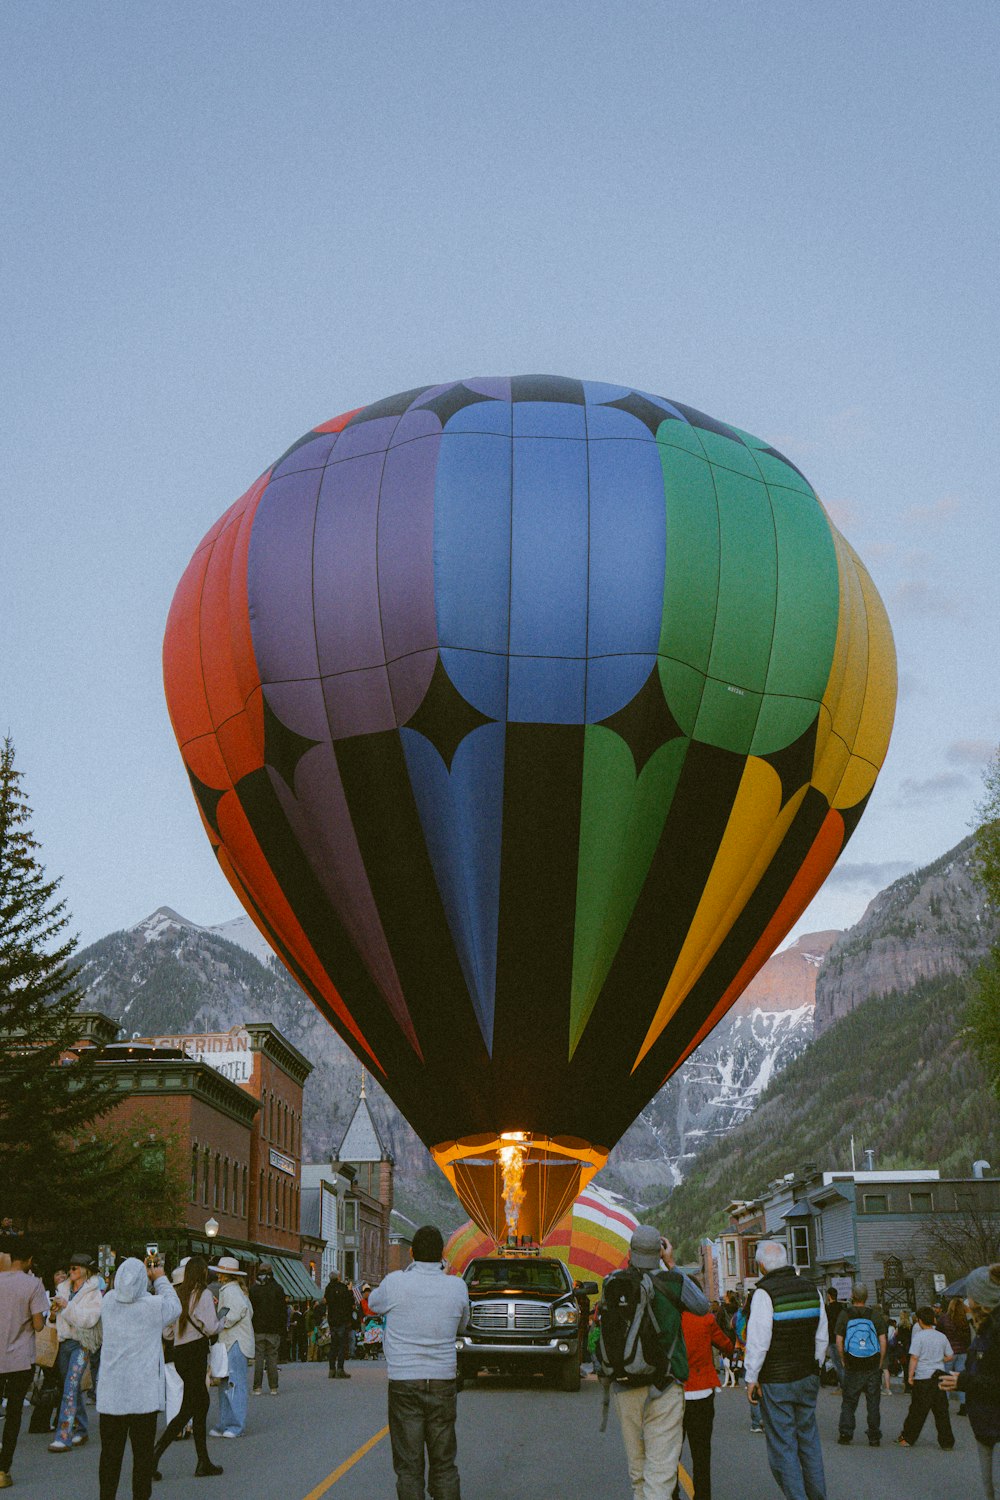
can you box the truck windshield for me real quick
[466,1261,567,1293]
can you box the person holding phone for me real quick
[96,1257,180,1500]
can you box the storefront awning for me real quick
[269,1255,319,1301]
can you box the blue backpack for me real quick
[843,1315,879,1359]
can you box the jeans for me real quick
[387,1378,461,1500]
[56,1339,89,1442]
[839,1365,882,1441]
[328,1323,351,1371]
[254,1332,280,1391]
[758,1374,826,1500]
[217,1343,249,1436]
[613,1381,685,1500]
[750,1393,764,1431]
[901,1374,954,1447]
[978,1439,1000,1500]
[0,1368,33,1472]
[99,1411,157,1500]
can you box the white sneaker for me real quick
[209,1429,225,1438]
[222,1430,240,1439]
[269,1388,279,1396]
[252,1389,263,1396]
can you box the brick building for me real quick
[73,1013,317,1298]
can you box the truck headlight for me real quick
[554,1305,579,1326]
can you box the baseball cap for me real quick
[630,1226,663,1270]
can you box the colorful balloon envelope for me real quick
[163,375,896,1241]
[445,1184,638,1288]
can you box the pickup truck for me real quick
[456,1254,598,1392]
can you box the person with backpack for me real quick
[743,1240,828,1500]
[835,1284,887,1445]
[597,1225,709,1500]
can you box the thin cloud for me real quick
[896,670,924,703]
[822,499,861,532]
[897,771,969,804]
[945,739,995,768]
[893,579,959,617]
[825,859,915,887]
[904,495,961,526]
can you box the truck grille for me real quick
[470,1299,551,1332]
[513,1304,550,1330]
[470,1301,510,1330]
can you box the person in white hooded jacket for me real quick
[48,1251,104,1452]
[96,1257,180,1500]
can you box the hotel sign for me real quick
[269,1148,296,1177]
[146,1025,252,1086]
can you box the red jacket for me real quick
[682,1310,734,1393]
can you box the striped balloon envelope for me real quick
[444,1185,638,1289]
[163,375,896,1242]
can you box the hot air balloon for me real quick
[163,375,896,1244]
[445,1185,638,1289]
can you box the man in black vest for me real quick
[744,1240,829,1500]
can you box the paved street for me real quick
[5,1362,983,1499]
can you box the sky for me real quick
[4,0,998,953]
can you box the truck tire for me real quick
[557,1356,581,1392]
[456,1357,473,1393]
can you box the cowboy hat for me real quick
[209,1255,247,1276]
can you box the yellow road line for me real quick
[302,1426,389,1499]
[678,1460,694,1497]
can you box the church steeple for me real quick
[336,1069,392,1164]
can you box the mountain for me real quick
[74,907,461,1219]
[815,834,997,1032]
[655,970,1000,1262]
[75,905,838,1217]
[653,833,1000,1260]
[603,932,839,1201]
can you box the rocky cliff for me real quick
[814,835,997,1033]
[603,931,838,1200]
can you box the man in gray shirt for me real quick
[369,1225,470,1500]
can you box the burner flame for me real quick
[498,1141,527,1238]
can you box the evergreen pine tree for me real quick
[0,737,180,1250]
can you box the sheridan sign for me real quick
[147,1025,252,1086]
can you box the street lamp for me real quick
[205,1217,220,1240]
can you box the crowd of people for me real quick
[0,1233,383,1496]
[584,1230,1000,1500]
[4,1221,1000,1500]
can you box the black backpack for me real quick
[596,1267,677,1389]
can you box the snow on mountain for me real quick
[130,907,277,967]
[602,935,838,1202]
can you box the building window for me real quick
[791,1225,810,1269]
[223,1159,229,1216]
[863,1194,889,1214]
[242,1165,248,1218]
[191,1145,199,1202]
[269,1094,274,1141]
[725,1241,737,1277]
[214,1154,221,1210]
[202,1148,210,1207]
[910,1191,933,1213]
[258,1169,264,1223]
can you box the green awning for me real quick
[269,1254,319,1301]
